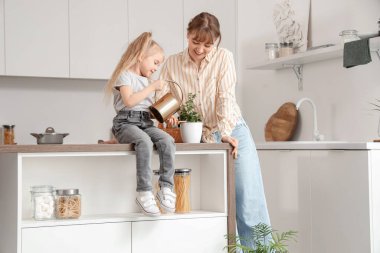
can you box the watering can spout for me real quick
[149,80,183,123]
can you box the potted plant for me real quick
[226,223,297,253]
[178,93,203,143]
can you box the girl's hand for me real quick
[166,115,178,127]
[151,80,164,91]
[221,135,238,159]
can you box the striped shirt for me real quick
[159,47,242,143]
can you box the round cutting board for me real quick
[265,102,298,141]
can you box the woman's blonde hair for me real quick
[105,32,163,98]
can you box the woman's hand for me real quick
[221,135,238,159]
[151,80,164,91]
[166,115,178,127]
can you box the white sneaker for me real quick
[156,187,176,214]
[136,191,161,217]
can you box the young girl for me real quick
[105,32,176,216]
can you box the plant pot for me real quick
[180,122,203,143]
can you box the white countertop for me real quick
[256,141,380,150]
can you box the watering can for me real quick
[149,80,183,123]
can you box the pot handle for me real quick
[30,133,40,138]
[62,133,69,138]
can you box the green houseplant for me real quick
[226,223,297,253]
[178,93,203,143]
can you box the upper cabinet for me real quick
[69,0,128,79]
[128,0,183,57]
[0,0,4,75]
[184,0,236,57]
[5,0,69,77]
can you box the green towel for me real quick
[343,38,372,68]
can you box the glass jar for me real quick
[339,30,360,43]
[174,168,192,213]
[30,185,55,220]
[279,42,294,57]
[3,124,15,145]
[265,43,279,60]
[55,189,81,219]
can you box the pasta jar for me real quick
[339,30,360,44]
[3,124,15,145]
[279,42,294,57]
[174,168,192,213]
[55,189,81,219]
[265,43,279,60]
[30,185,55,220]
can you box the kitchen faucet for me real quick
[296,98,324,141]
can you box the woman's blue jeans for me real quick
[213,118,271,249]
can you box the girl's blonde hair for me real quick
[105,32,163,98]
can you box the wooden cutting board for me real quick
[265,102,298,141]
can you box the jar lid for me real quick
[3,124,15,129]
[175,168,192,175]
[265,43,278,49]
[280,42,293,47]
[56,189,79,195]
[30,185,54,193]
[339,29,358,36]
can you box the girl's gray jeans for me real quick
[112,110,175,192]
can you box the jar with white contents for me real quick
[30,185,55,220]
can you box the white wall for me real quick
[238,0,380,142]
[1,0,379,144]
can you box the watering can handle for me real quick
[165,80,184,103]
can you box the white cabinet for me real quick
[0,144,233,253]
[69,0,128,79]
[128,0,183,58]
[0,0,4,75]
[184,0,236,56]
[4,0,69,77]
[22,222,132,253]
[258,148,380,253]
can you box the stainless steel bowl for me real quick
[31,127,69,144]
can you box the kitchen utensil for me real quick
[265,102,298,141]
[31,127,69,144]
[150,81,183,123]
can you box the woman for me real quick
[159,12,271,248]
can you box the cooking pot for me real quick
[149,81,183,123]
[31,127,69,144]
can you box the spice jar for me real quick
[55,189,81,219]
[3,124,15,145]
[174,168,191,213]
[339,30,360,43]
[30,185,55,220]
[279,42,294,57]
[265,43,279,60]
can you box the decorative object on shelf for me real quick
[55,189,81,219]
[265,102,298,141]
[273,0,309,52]
[279,42,294,57]
[226,222,297,253]
[179,93,203,143]
[265,43,279,60]
[31,127,69,144]
[174,168,192,213]
[339,29,361,44]
[30,185,55,221]
[158,122,183,143]
[150,80,184,123]
[3,124,16,145]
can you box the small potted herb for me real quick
[179,93,203,143]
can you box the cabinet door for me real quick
[128,0,183,58]
[22,222,131,253]
[0,0,4,75]
[132,217,227,253]
[69,0,128,79]
[5,0,69,77]
[310,150,371,253]
[184,0,236,56]
[258,150,311,253]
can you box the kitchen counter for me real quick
[256,141,380,150]
[0,143,231,153]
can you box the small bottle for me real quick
[55,189,81,219]
[339,30,360,44]
[174,168,192,213]
[3,124,15,145]
[265,43,279,60]
[279,42,294,57]
[30,185,55,220]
